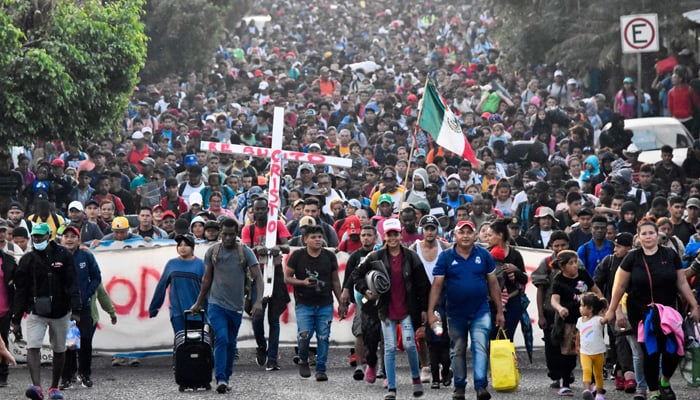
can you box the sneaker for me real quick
[476,387,491,400]
[365,365,376,383]
[420,366,431,383]
[298,361,311,378]
[431,381,441,389]
[376,369,386,379]
[58,380,72,390]
[353,366,364,381]
[595,394,605,400]
[127,358,140,367]
[558,387,574,396]
[0,377,7,387]
[79,374,93,388]
[26,386,44,400]
[659,384,676,400]
[266,360,280,371]
[47,388,63,400]
[384,389,397,400]
[452,387,466,400]
[550,380,561,389]
[349,349,357,367]
[256,347,266,367]
[615,375,625,390]
[582,389,594,400]
[216,381,228,394]
[633,390,646,400]
[413,381,424,397]
[624,379,636,393]
[111,356,126,367]
[315,372,328,382]
[442,369,453,387]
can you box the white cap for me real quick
[205,115,216,122]
[189,192,203,206]
[259,81,269,90]
[142,126,153,133]
[554,70,563,77]
[131,131,144,140]
[566,78,577,86]
[383,218,402,233]
[68,201,84,212]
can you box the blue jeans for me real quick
[296,304,333,373]
[208,303,242,383]
[252,295,282,364]
[448,311,492,391]
[626,334,648,391]
[381,315,421,390]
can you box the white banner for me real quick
[9,243,553,360]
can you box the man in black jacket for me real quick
[0,246,18,387]
[10,223,81,400]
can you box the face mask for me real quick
[34,241,49,251]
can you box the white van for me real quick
[625,117,694,166]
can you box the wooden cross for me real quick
[201,107,352,297]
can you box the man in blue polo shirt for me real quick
[427,220,504,400]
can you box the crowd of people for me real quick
[2,1,700,400]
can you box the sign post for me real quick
[621,14,660,117]
[200,109,352,298]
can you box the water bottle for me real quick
[431,311,443,336]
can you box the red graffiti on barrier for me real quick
[105,266,161,318]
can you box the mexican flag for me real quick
[418,83,478,166]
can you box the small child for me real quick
[576,292,608,400]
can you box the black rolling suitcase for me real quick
[174,310,212,391]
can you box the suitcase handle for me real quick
[184,309,206,339]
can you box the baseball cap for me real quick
[248,186,263,199]
[175,234,195,248]
[298,215,316,227]
[62,225,81,237]
[345,199,362,209]
[534,206,559,222]
[419,215,439,228]
[8,202,23,212]
[35,191,49,201]
[131,131,144,140]
[299,163,315,172]
[623,77,634,84]
[68,201,84,212]
[614,232,634,247]
[204,220,220,231]
[308,143,322,151]
[554,70,563,77]
[688,198,700,209]
[378,193,393,205]
[51,159,65,168]
[383,218,402,233]
[534,181,550,193]
[139,157,156,167]
[345,216,361,235]
[187,192,202,207]
[455,220,476,231]
[184,154,198,166]
[142,126,153,134]
[162,210,176,220]
[85,199,100,208]
[566,78,577,86]
[111,216,130,230]
[411,200,430,215]
[0,219,7,230]
[31,222,51,236]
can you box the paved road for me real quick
[1,348,698,399]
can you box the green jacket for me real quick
[90,283,116,326]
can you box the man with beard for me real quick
[240,198,291,372]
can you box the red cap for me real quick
[455,220,476,231]
[51,159,65,168]
[488,64,498,74]
[407,94,418,102]
[345,216,361,235]
[161,210,176,219]
[254,69,263,77]
[63,225,81,237]
[152,204,164,212]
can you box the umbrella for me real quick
[520,292,534,363]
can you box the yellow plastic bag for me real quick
[490,328,519,392]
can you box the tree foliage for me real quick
[0,0,147,146]
[492,0,691,72]
[140,0,252,82]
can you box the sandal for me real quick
[558,387,574,396]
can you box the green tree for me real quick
[492,1,689,74]
[0,0,147,146]
[140,0,252,82]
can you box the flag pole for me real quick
[399,76,431,212]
